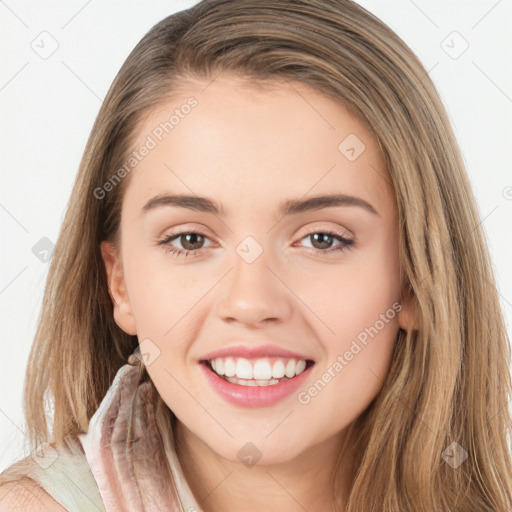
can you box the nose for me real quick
[215,248,294,327]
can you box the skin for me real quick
[101,74,417,512]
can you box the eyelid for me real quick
[161,222,353,244]
[295,222,354,240]
[160,223,218,240]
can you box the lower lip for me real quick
[199,362,314,408]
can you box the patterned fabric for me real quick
[17,439,105,512]
[23,358,203,512]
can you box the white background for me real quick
[1,0,511,472]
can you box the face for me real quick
[101,74,415,466]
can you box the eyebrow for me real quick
[140,193,379,218]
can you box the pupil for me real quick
[182,233,203,250]
[312,233,332,249]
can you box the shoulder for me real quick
[0,439,105,512]
[0,477,67,511]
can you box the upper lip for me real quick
[199,344,315,362]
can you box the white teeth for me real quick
[207,356,310,382]
[272,359,285,378]
[253,360,272,380]
[224,376,285,386]
[235,358,253,379]
[285,359,296,378]
[224,357,236,377]
[295,359,306,375]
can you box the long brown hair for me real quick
[2,1,511,510]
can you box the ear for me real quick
[397,283,419,332]
[101,241,137,336]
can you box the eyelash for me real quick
[157,228,355,258]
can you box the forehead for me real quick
[123,75,395,221]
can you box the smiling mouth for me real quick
[200,359,315,387]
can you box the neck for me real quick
[174,420,356,512]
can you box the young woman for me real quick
[1,0,511,511]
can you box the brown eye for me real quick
[297,230,355,255]
[157,231,213,257]
[308,233,336,250]
[178,233,206,251]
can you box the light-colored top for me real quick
[4,361,203,512]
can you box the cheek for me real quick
[332,278,400,344]
[296,256,401,345]
[297,303,400,433]
[314,282,400,395]
[124,254,204,331]
[296,245,401,405]
[122,256,203,382]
